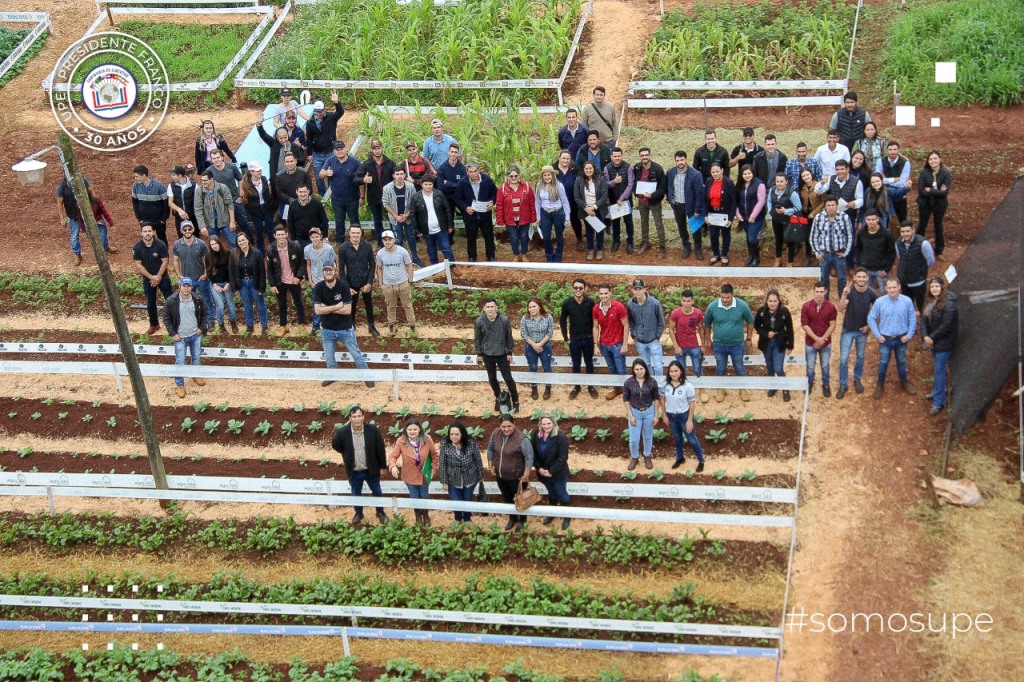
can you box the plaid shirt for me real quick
[810,211,853,257]
[437,438,485,489]
[623,376,660,410]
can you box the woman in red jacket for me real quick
[495,165,537,262]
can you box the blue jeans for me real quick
[540,477,570,505]
[210,281,237,325]
[628,406,655,458]
[668,411,704,463]
[839,330,867,388]
[332,197,360,231]
[742,219,764,244]
[818,253,846,298]
[600,343,627,375]
[585,220,606,251]
[506,224,529,256]
[406,482,430,499]
[69,217,109,254]
[312,152,331,195]
[393,222,424,265]
[932,350,951,408]
[207,225,237,248]
[610,213,634,246]
[539,209,566,262]
[877,336,909,384]
[349,470,384,514]
[675,348,703,378]
[250,203,275,249]
[368,203,385,246]
[525,341,553,385]
[322,327,369,370]
[805,344,832,387]
[763,338,786,377]
[195,279,215,326]
[238,277,268,328]
[713,341,746,376]
[233,201,251,240]
[173,333,202,387]
[865,269,887,296]
[635,340,664,378]
[447,484,476,522]
[426,230,455,264]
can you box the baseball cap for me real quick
[631,278,646,289]
[180,220,194,229]
[313,100,325,111]
[184,163,195,172]
[322,263,336,270]
[171,165,186,176]
[430,118,443,126]
[248,161,262,173]
[179,277,194,286]
[333,140,346,149]
[280,87,292,96]
[404,140,417,149]
[742,127,754,136]
[381,230,396,240]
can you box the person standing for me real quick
[193,171,235,247]
[401,141,436,191]
[828,92,872,152]
[435,144,467,229]
[194,119,236,174]
[205,149,249,242]
[530,415,571,529]
[813,130,850,178]
[704,164,737,265]
[623,359,660,471]
[735,165,767,267]
[239,162,275,249]
[633,147,667,257]
[267,224,307,336]
[534,165,571,263]
[388,418,438,526]
[275,152,313,219]
[574,161,610,260]
[784,142,823,190]
[575,131,612,174]
[287,185,329,249]
[319,140,362,231]
[801,282,838,397]
[337,224,378,337]
[557,108,589,161]
[626,278,665,378]
[814,159,863,233]
[382,167,423,266]
[694,130,731,180]
[132,223,173,335]
[729,127,764,171]
[437,422,485,524]
[486,415,534,532]
[836,268,877,398]
[422,119,459,171]
[554,151,585,252]
[521,297,555,400]
[206,236,237,334]
[131,166,170,246]
[228,232,269,335]
[669,289,705,399]
[163,277,207,399]
[604,147,635,254]
[703,283,754,402]
[304,227,336,335]
[495,166,537,262]
[580,86,617,146]
[660,360,705,471]
[916,151,952,258]
[881,142,912,222]
[331,406,389,525]
[895,220,936,311]
[167,166,198,241]
[868,277,918,398]
[752,134,788,187]
[855,210,895,295]
[753,289,794,401]
[356,138,395,247]
[409,175,455,265]
[172,220,214,328]
[375,230,416,334]
[665,151,706,260]
[475,298,520,413]
[305,92,344,195]
[766,172,803,267]
[810,196,853,298]
[593,283,629,400]
[921,277,957,416]
[314,262,373,388]
[455,162,498,262]
[559,278,599,400]
[853,122,887,174]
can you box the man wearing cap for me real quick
[319,140,362,234]
[729,128,764,170]
[194,170,235,248]
[455,162,498,262]
[132,222,172,335]
[401,141,435,191]
[356,139,396,247]
[167,165,197,240]
[305,91,344,195]
[274,87,308,128]
[172,219,214,328]
[131,165,170,245]
[409,175,455,265]
[163,276,208,399]
[314,262,374,388]
[627,279,666,378]
[241,161,275,249]
[375,229,416,333]
[287,185,329,249]
[423,119,458,172]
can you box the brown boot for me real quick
[230,321,239,334]
[605,387,623,400]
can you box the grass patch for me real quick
[641,0,856,83]
[0,26,47,88]
[879,0,1024,106]
[254,0,582,105]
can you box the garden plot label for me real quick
[47,32,169,152]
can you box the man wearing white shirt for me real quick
[881,141,912,222]
[409,175,454,265]
[814,129,850,177]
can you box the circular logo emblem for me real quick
[48,32,169,152]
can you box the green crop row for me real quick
[0,646,725,682]
[0,26,48,88]
[0,512,727,566]
[879,0,1023,106]
[0,271,143,311]
[0,570,755,632]
[641,0,856,82]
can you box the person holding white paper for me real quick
[454,162,498,262]
[603,148,635,254]
[703,163,737,265]
[632,147,667,258]
[573,161,610,260]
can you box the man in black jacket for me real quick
[331,405,389,525]
[752,135,789,187]
[632,147,667,257]
[305,91,344,195]
[409,175,455,264]
[338,224,379,337]
[267,224,307,336]
[163,277,208,399]
[855,211,896,295]
[286,185,328,249]
[355,139,395,246]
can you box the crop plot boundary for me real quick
[233,0,594,105]
[0,12,52,83]
[40,3,275,93]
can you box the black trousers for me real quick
[917,199,947,255]
[465,216,496,261]
[568,201,583,241]
[901,281,926,311]
[569,337,595,376]
[143,276,173,326]
[672,203,702,250]
[483,353,518,403]
[771,219,798,261]
[275,282,306,326]
[496,476,526,523]
[349,287,376,329]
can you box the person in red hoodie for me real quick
[495,165,537,262]
[89,194,118,254]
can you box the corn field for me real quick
[257,0,582,104]
[361,100,561,181]
[641,0,855,83]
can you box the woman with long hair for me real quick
[766,172,803,266]
[861,172,895,229]
[573,160,610,260]
[853,122,887,174]
[530,414,572,529]
[486,414,534,532]
[704,163,737,265]
[228,232,269,335]
[917,150,952,257]
[659,360,705,471]
[194,119,236,174]
[554,150,584,250]
[735,164,767,266]
[495,165,537,262]
[534,165,572,263]
[239,162,276,250]
[388,417,439,526]
[437,421,485,523]
[520,297,555,400]
[753,289,795,402]
[798,168,824,266]
[921,276,958,416]
[206,235,238,334]
[623,358,660,471]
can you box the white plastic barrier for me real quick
[0,12,52,83]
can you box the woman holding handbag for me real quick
[388,417,438,526]
[486,414,534,532]
[530,414,571,530]
[437,421,485,524]
[766,173,803,267]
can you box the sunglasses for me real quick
[508,174,519,179]
[572,286,585,290]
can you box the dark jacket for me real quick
[267,239,306,288]
[331,423,387,475]
[573,174,610,219]
[704,176,737,218]
[194,134,236,174]
[752,150,789,187]
[257,124,308,180]
[162,291,208,336]
[276,168,314,208]
[355,155,396,205]
[338,240,375,288]
[631,160,666,204]
[228,246,266,293]
[409,190,453,236]
[921,292,958,353]
[286,197,329,242]
[896,234,929,285]
[530,430,570,481]
[855,226,896,271]
[753,304,795,352]
[575,143,612,173]
[665,165,706,216]
[917,166,952,207]
[241,174,276,217]
[558,123,589,161]
[304,102,345,155]
[455,174,498,225]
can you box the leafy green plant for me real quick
[371,404,386,416]
[81,414,93,423]
[17,446,33,458]
[281,421,299,437]
[712,469,727,480]
[57,411,68,420]
[214,401,230,413]
[650,469,666,481]
[466,425,485,439]
[254,420,272,436]
[652,428,669,442]
[453,406,469,418]
[193,401,209,413]
[742,412,754,422]
[422,404,442,416]
[203,420,220,435]
[693,413,705,424]
[30,412,42,421]
[575,409,589,420]
[317,401,337,416]
[621,428,631,442]
[714,412,733,425]
[292,403,306,413]
[105,416,116,428]
[239,404,256,416]
[706,428,727,443]
[307,421,324,433]
[738,469,757,481]
[595,428,611,442]
[6,412,15,419]
[480,410,495,420]
[396,405,411,419]
[550,408,569,421]
[621,470,637,481]
[568,425,588,442]
[180,417,197,433]
[226,419,245,435]
[593,469,605,477]
[91,400,101,408]
[40,398,54,406]
[388,423,403,438]
[737,431,750,443]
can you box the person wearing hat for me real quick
[305,91,344,195]
[167,165,198,240]
[274,87,308,129]
[401,141,436,191]
[730,127,763,170]
[356,138,396,247]
[239,161,276,249]
[319,139,361,232]
[313,262,374,388]
[534,164,571,263]
[422,119,459,172]
[626,278,666,378]
[374,229,416,333]
[163,276,208,399]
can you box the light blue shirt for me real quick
[423,133,458,171]
[867,293,917,339]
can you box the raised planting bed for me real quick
[0,511,789,573]
[0,15,49,87]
